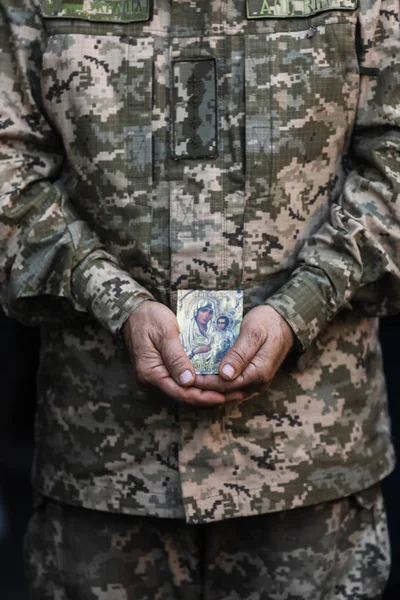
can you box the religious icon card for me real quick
[177,290,243,375]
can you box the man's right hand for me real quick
[122,300,228,406]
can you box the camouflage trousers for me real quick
[24,484,390,600]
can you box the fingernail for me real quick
[179,370,193,385]
[222,364,235,379]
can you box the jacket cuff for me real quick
[72,253,155,335]
[265,273,336,351]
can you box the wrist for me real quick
[121,298,154,338]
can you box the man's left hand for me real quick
[195,305,295,400]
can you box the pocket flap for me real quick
[39,0,152,23]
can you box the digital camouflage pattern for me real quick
[172,58,218,159]
[25,485,390,599]
[0,0,399,523]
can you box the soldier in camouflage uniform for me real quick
[0,0,399,598]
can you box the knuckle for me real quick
[252,354,270,376]
[228,347,248,366]
[247,327,265,347]
[135,363,156,386]
[167,352,187,370]
[135,369,148,386]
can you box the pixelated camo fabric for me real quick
[0,0,398,522]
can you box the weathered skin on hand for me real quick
[0,0,398,523]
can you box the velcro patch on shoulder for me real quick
[39,0,152,22]
[246,0,357,19]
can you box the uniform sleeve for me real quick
[266,0,400,350]
[0,1,154,334]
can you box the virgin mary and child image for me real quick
[177,291,243,374]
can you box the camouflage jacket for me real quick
[0,0,399,523]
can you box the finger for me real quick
[194,374,247,394]
[219,327,266,381]
[196,343,275,393]
[196,376,264,402]
[235,390,261,403]
[194,370,264,395]
[221,342,284,393]
[166,380,227,406]
[159,333,196,387]
[194,374,228,390]
[224,389,248,402]
[138,361,226,405]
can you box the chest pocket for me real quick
[242,2,360,282]
[40,3,154,267]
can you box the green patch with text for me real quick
[246,0,357,18]
[40,0,151,22]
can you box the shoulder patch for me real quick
[246,0,357,19]
[39,0,152,22]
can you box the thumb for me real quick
[219,328,265,380]
[159,333,196,387]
